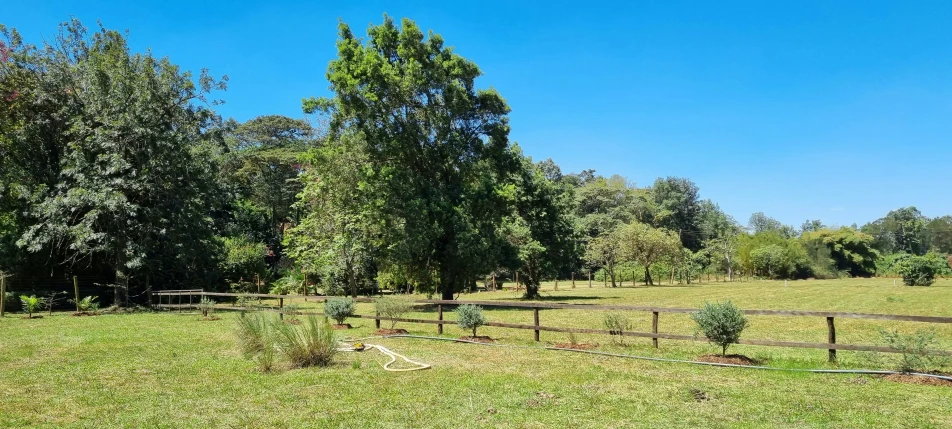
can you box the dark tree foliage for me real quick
[1,20,227,301]
[305,16,515,299]
[650,177,703,251]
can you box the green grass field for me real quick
[1,278,951,428]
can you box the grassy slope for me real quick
[1,278,951,428]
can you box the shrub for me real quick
[455,304,486,337]
[691,301,749,356]
[197,297,217,317]
[70,295,100,313]
[880,329,950,373]
[273,315,338,368]
[283,303,301,321]
[897,255,937,286]
[236,294,261,309]
[375,296,414,329]
[20,295,45,318]
[324,298,355,325]
[603,313,631,344]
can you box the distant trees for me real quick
[3,18,951,302]
[584,231,622,287]
[3,20,226,302]
[618,222,681,285]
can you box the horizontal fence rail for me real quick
[152,291,952,359]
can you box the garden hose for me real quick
[337,341,432,372]
[378,334,952,382]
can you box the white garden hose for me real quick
[338,342,432,372]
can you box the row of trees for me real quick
[2,18,950,305]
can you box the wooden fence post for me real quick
[554,278,559,291]
[572,272,576,289]
[652,311,659,348]
[0,275,6,317]
[827,317,836,362]
[279,297,284,320]
[515,272,519,290]
[492,273,496,291]
[588,271,592,288]
[533,308,540,342]
[438,304,444,335]
[145,274,151,308]
[73,276,80,312]
[375,309,381,329]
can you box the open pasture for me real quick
[2,278,952,428]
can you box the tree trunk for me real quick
[346,262,358,298]
[645,266,653,286]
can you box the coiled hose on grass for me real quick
[372,334,952,382]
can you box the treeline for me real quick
[2,19,950,305]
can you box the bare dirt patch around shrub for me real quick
[883,374,952,387]
[460,335,494,343]
[375,328,409,336]
[696,354,760,366]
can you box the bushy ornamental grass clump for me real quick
[375,296,414,329]
[273,315,338,368]
[455,304,486,337]
[324,298,355,325]
[691,301,749,356]
[235,312,277,372]
[235,312,271,358]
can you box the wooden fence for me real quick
[152,291,952,362]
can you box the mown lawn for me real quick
[1,278,951,428]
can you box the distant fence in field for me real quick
[152,291,952,362]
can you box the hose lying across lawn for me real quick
[364,334,952,382]
[337,342,432,372]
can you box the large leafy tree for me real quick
[503,148,578,298]
[222,115,314,248]
[800,228,878,277]
[618,222,681,285]
[283,135,379,297]
[650,177,703,251]
[305,16,514,299]
[927,216,952,254]
[7,20,226,302]
[583,229,623,287]
[862,207,929,255]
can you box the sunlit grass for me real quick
[1,278,950,428]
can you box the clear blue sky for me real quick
[8,1,952,227]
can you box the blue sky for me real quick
[8,1,952,227]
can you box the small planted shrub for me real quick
[197,297,217,318]
[691,301,749,356]
[603,313,632,344]
[70,295,100,314]
[20,295,45,319]
[375,296,414,329]
[880,329,950,373]
[282,303,302,323]
[897,255,937,286]
[273,315,338,368]
[324,298,355,326]
[236,294,261,309]
[455,304,486,338]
